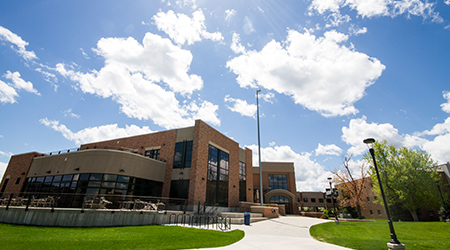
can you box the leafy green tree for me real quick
[363,140,441,221]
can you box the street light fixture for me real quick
[364,138,405,250]
[328,177,340,225]
[256,90,263,206]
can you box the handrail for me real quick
[0,192,187,214]
[165,213,231,231]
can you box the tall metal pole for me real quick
[369,147,401,245]
[256,90,263,206]
[328,177,339,224]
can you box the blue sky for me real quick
[1,0,450,191]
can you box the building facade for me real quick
[0,120,254,210]
[297,191,334,212]
[252,162,299,214]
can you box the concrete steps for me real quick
[219,212,268,224]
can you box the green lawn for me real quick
[310,220,450,250]
[0,223,244,250]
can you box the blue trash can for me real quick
[244,212,250,225]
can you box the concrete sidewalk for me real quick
[200,216,352,250]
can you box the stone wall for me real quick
[0,207,167,227]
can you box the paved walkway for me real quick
[199,216,352,250]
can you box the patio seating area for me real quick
[0,192,174,214]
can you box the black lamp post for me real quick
[364,138,404,249]
[328,177,340,224]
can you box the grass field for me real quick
[310,220,450,250]
[0,223,244,250]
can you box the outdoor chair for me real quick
[0,196,10,206]
[40,196,54,207]
[82,196,94,209]
[98,197,112,209]
[133,199,148,210]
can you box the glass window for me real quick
[62,175,73,182]
[101,182,116,188]
[311,198,316,203]
[173,141,193,169]
[103,174,117,182]
[79,174,90,181]
[115,183,128,189]
[88,181,101,188]
[268,174,288,190]
[270,195,290,203]
[53,175,63,182]
[145,149,160,160]
[89,174,103,181]
[303,198,308,202]
[170,180,190,199]
[36,177,45,183]
[239,161,246,202]
[206,145,229,206]
[117,175,129,183]
[86,188,99,196]
[44,176,53,183]
[319,198,324,203]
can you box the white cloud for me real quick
[0,161,7,182]
[341,116,417,155]
[224,95,256,117]
[225,9,236,21]
[3,71,40,95]
[325,12,351,28]
[349,25,368,35]
[56,32,220,129]
[227,29,385,117]
[35,67,57,84]
[153,10,223,45]
[441,91,450,114]
[260,92,275,104]
[80,48,90,59]
[421,127,450,165]
[308,0,442,22]
[341,115,450,164]
[315,143,343,156]
[230,33,246,54]
[0,26,37,61]
[39,118,154,145]
[0,150,12,157]
[0,80,18,103]
[247,143,332,191]
[63,109,80,118]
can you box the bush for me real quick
[438,203,450,221]
[323,209,329,219]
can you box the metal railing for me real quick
[0,192,188,214]
[166,213,231,231]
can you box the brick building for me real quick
[253,162,299,214]
[297,191,334,212]
[0,120,254,210]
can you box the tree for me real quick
[334,155,369,219]
[363,140,441,221]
